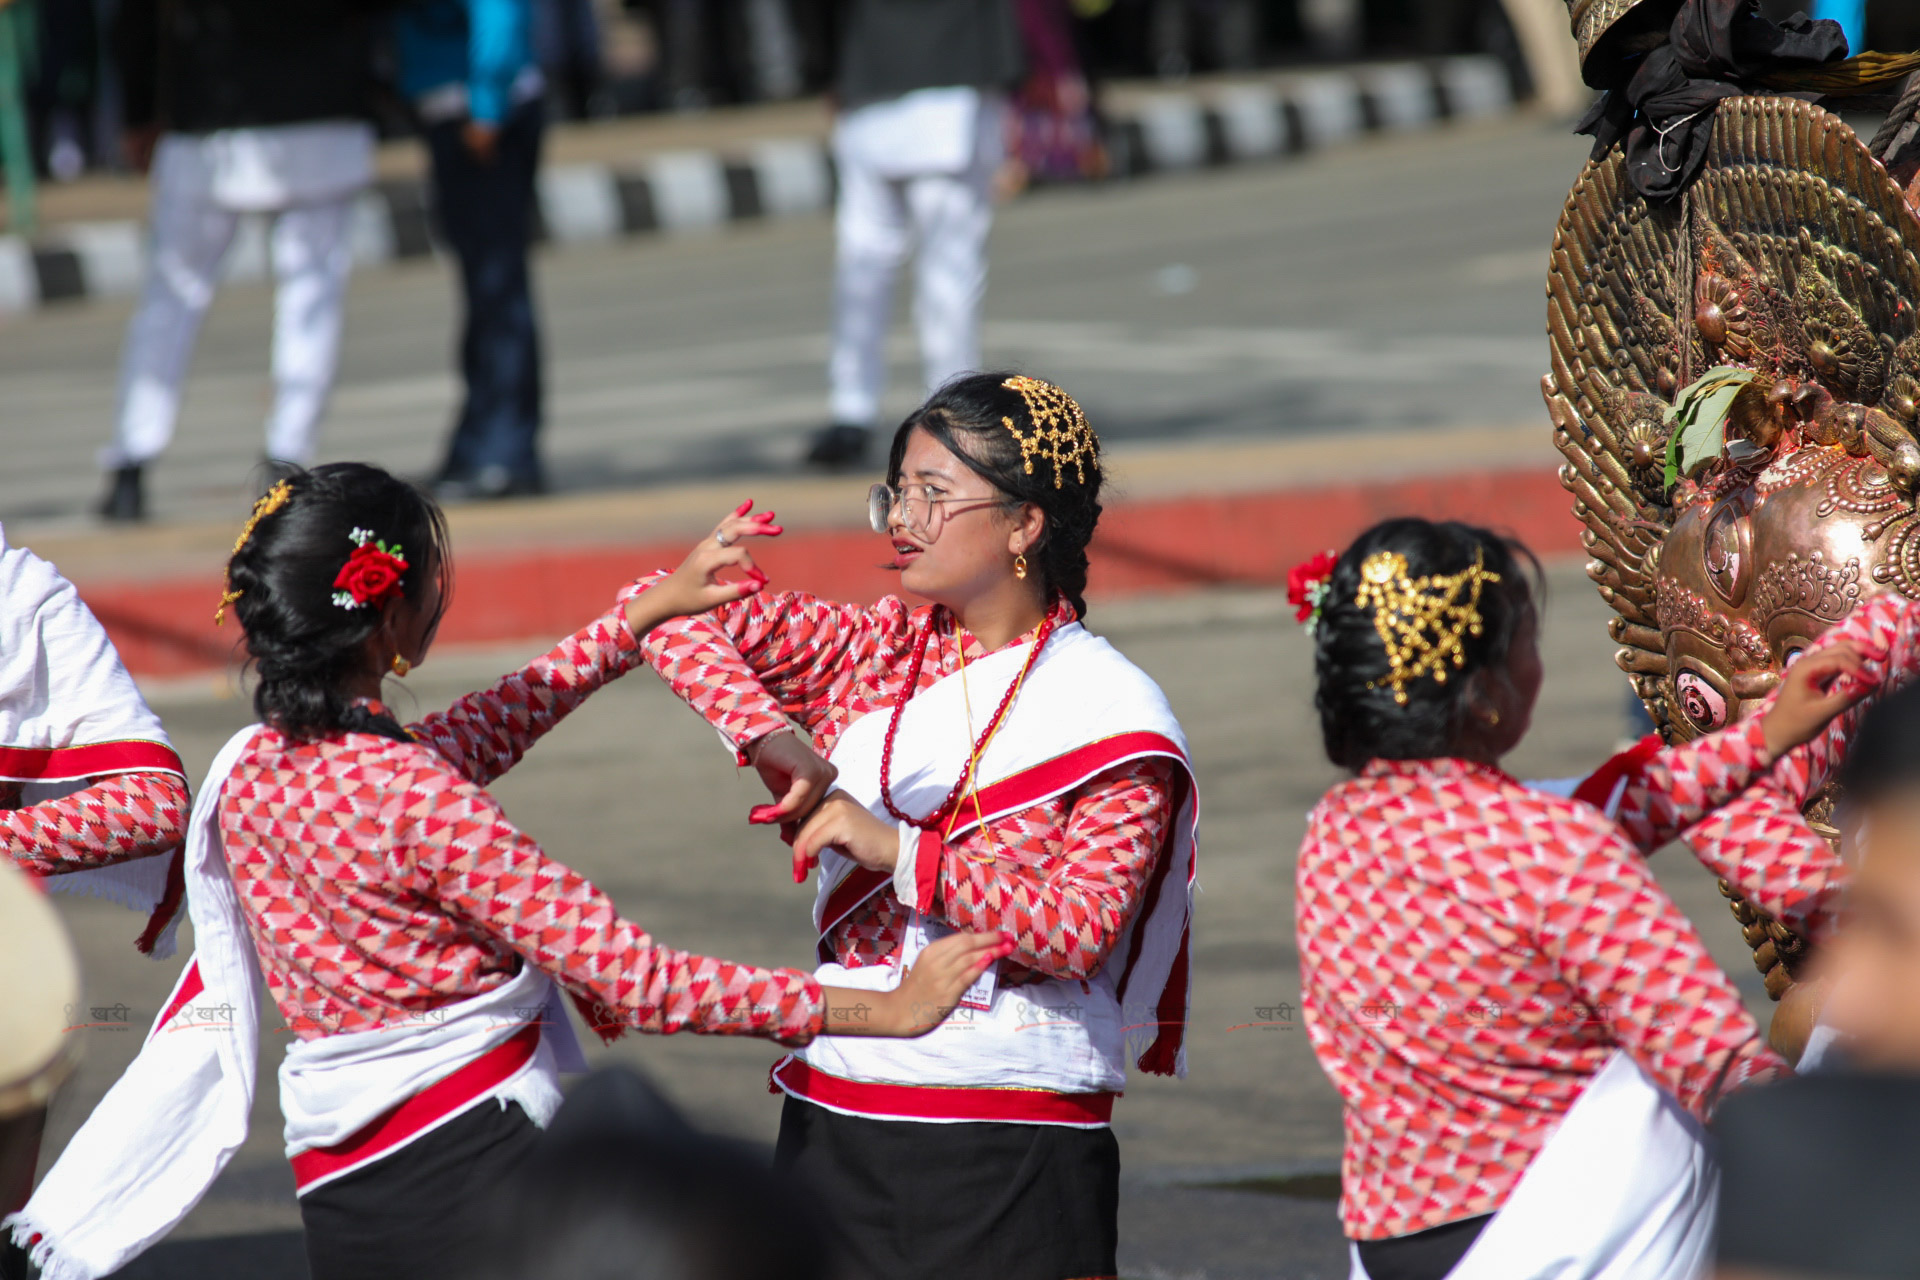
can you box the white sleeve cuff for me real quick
[892,821,921,905]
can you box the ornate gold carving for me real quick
[1654,578,1770,668]
[1748,551,1863,624]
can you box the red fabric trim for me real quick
[151,960,204,1039]
[771,1056,1116,1125]
[0,740,185,783]
[135,847,187,957]
[912,828,942,913]
[1573,733,1664,811]
[289,1025,542,1192]
[1116,769,1195,1074]
[938,732,1189,836]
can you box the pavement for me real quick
[0,112,1783,1279]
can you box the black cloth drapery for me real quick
[1574,0,1848,201]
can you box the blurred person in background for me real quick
[804,0,1023,468]
[535,0,604,119]
[473,1066,836,1280]
[393,0,550,501]
[95,0,379,523]
[1001,0,1105,193]
[1711,681,1920,1278]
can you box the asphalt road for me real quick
[0,113,1590,528]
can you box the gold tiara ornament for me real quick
[1001,375,1098,489]
[214,479,294,626]
[1355,548,1501,706]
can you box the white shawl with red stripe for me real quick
[778,620,1197,1121]
[0,527,186,950]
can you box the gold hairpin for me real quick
[214,479,294,626]
[1001,375,1098,489]
[1355,548,1501,705]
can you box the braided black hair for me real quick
[224,463,450,744]
[1314,518,1540,770]
[886,372,1104,617]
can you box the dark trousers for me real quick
[774,1096,1120,1280]
[425,100,546,488]
[299,1100,541,1280]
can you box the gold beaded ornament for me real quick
[1354,548,1501,706]
[1001,375,1098,489]
[214,479,294,626]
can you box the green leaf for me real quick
[1662,366,1757,491]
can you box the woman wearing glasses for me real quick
[633,373,1198,1280]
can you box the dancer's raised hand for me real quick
[1762,640,1877,760]
[819,932,1015,1037]
[624,500,783,636]
[790,790,897,883]
[746,731,838,837]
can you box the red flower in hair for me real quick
[331,528,409,611]
[1287,550,1340,630]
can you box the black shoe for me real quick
[97,464,145,523]
[806,424,871,469]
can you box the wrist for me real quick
[744,727,795,763]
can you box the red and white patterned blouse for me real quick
[217,597,825,1047]
[637,584,1175,987]
[1298,715,1798,1241]
[4,773,188,877]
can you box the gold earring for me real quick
[1014,553,1028,580]
[391,654,411,678]
[1486,709,1500,726]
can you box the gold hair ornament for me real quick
[214,479,295,626]
[1354,549,1502,706]
[1000,375,1098,489]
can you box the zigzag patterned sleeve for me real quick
[410,602,645,788]
[1539,824,1786,1119]
[908,760,1175,981]
[636,574,903,752]
[1773,590,1920,802]
[392,763,825,1045]
[3,771,189,874]
[1613,715,1774,853]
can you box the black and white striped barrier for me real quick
[0,56,1513,314]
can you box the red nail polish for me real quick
[750,804,783,824]
[766,526,785,536]
[734,499,754,516]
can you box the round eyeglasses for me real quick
[868,483,1009,539]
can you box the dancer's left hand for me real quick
[791,791,899,883]
[1761,640,1876,761]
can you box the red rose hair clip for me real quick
[332,528,409,611]
[1287,550,1340,635]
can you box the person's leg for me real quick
[300,1100,542,1280]
[99,135,238,519]
[907,101,1001,397]
[263,196,356,467]
[815,134,911,465]
[426,102,546,495]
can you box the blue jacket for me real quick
[392,0,534,126]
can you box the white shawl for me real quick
[6,725,579,1280]
[0,526,187,947]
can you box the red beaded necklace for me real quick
[878,607,1057,831]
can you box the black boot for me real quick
[805,424,871,469]
[97,464,144,523]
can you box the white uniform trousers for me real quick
[827,91,1003,428]
[105,128,369,469]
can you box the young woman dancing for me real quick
[636,373,1199,1280]
[6,463,1005,1280]
[1292,517,1878,1280]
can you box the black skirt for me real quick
[298,1099,541,1280]
[774,1095,1120,1280]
